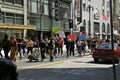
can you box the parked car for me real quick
[92,42,120,63]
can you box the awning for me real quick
[0,24,36,30]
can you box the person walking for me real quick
[48,37,55,62]
[91,38,97,53]
[57,37,64,56]
[26,38,34,55]
[66,38,71,58]
[17,38,22,60]
[10,35,18,62]
[0,39,3,58]
[39,38,46,62]
[22,39,27,56]
[45,36,49,55]
[2,34,11,59]
[69,39,75,56]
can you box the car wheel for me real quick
[94,58,99,63]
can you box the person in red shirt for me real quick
[57,37,64,56]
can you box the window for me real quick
[28,0,40,13]
[103,0,105,6]
[107,24,110,33]
[98,43,116,49]
[44,4,48,15]
[107,10,109,17]
[1,12,4,23]
[107,1,110,8]
[83,3,86,11]
[15,14,24,24]
[4,13,24,25]
[6,13,14,24]
[15,0,23,5]
[31,1,37,13]
[5,0,14,3]
[102,23,105,33]
[102,9,105,16]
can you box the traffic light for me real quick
[69,19,73,28]
[54,0,59,21]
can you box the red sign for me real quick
[68,34,77,40]
[103,15,108,20]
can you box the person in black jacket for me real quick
[2,34,11,59]
[0,39,3,58]
[69,39,75,56]
[66,38,70,58]
[40,38,46,62]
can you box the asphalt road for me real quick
[17,54,120,80]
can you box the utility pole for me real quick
[49,0,53,37]
[110,0,117,80]
[88,0,91,38]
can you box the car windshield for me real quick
[97,43,116,49]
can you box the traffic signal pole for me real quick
[70,0,75,34]
[109,0,117,80]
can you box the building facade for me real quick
[0,0,35,39]
[0,0,72,40]
[77,0,110,39]
[27,0,72,40]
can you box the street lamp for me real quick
[88,0,91,38]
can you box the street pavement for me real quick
[17,53,120,80]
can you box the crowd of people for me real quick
[0,34,65,62]
[0,33,119,63]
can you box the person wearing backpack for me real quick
[2,34,11,59]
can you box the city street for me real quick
[17,52,120,80]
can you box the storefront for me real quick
[0,24,36,39]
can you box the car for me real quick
[92,42,120,63]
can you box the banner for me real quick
[52,27,61,34]
[68,34,77,40]
[58,31,66,38]
[78,32,86,40]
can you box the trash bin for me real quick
[0,58,18,80]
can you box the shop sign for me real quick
[103,15,108,20]
[94,8,100,20]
